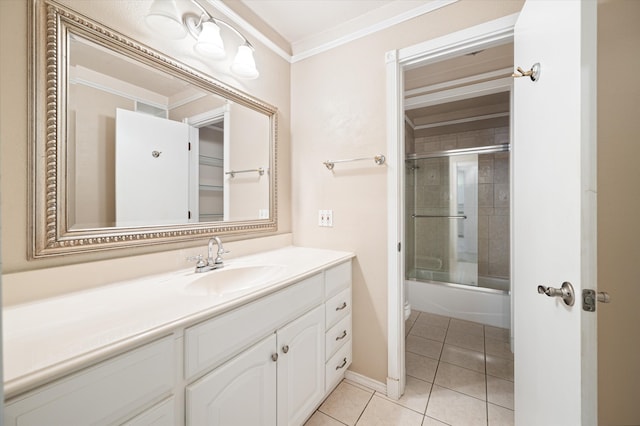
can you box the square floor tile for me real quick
[409,323,447,342]
[422,417,449,426]
[434,362,486,400]
[378,376,432,414]
[356,395,424,426]
[486,353,514,381]
[415,312,450,329]
[406,335,443,360]
[448,319,484,336]
[440,344,485,373]
[488,403,514,426]
[487,376,514,410]
[485,337,513,360]
[485,325,510,343]
[445,329,485,352]
[426,385,487,426]
[305,411,347,426]
[319,381,373,426]
[406,352,439,382]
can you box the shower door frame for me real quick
[385,14,517,400]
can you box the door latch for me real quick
[582,289,611,312]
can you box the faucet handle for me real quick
[187,255,207,268]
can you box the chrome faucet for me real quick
[207,236,225,268]
[191,236,228,273]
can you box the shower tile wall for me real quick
[478,152,510,279]
[409,126,510,281]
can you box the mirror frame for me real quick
[30,0,278,258]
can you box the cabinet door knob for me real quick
[335,302,347,311]
[271,353,278,362]
[335,357,347,370]
[282,345,289,354]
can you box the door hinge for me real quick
[188,142,191,151]
[397,242,401,252]
[188,211,191,219]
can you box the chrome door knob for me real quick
[537,281,575,306]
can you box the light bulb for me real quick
[145,0,187,40]
[194,21,226,59]
[231,45,259,79]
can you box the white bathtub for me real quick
[406,276,511,328]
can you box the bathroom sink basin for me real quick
[184,265,285,296]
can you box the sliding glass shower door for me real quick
[405,146,510,292]
[407,153,478,286]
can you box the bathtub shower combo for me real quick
[405,138,511,328]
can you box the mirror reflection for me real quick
[67,34,270,230]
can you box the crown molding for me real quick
[205,0,292,62]
[291,0,458,63]
[206,0,459,64]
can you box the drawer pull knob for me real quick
[335,302,347,311]
[336,330,348,341]
[336,357,347,370]
[282,345,289,354]
[271,353,278,362]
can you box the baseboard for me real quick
[344,370,387,394]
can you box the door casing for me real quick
[385,13,518,399]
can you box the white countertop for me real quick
[3,246,354,398]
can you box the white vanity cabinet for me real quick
[4,335,176,426]
[186,334,278,425]
[323,261,353,393]
[185,261,351,426]
[186,305,325,426]
[276,305,325,426]
[4,254,353,426]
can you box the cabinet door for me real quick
[186,334,277,426]
[276,306,325,426]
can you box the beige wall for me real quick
[228,102,270,221]
[69,83,133,228]
[0,0,291,304]
[291,0,524,383]
[597,0,640,423]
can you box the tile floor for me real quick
[304,310,514,426]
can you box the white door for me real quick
[276,305,325,426]
[186,334,277,426]
[115,109,190,227]
[513,1,597,425]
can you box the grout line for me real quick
[353,390,376,425]
[318,411,349,426]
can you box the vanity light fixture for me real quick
[146,0,259,79]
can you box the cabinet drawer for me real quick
[325,261,352,299]
[325,339,352,393]
[122,396,175,426]
[5,336,175,426]
[325,287,351,329]
[185,273,323,379]
[325,314,351,361]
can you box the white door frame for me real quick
[385,13,519,399]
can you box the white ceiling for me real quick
[236,0,445,56]
[239,0,396,44]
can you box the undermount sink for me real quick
[184,264,285,296]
